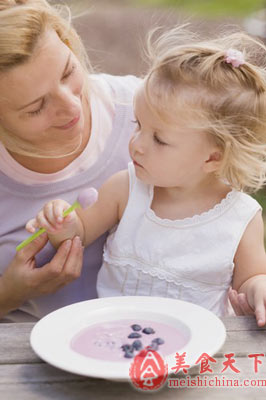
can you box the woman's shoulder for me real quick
[90,73,142,102]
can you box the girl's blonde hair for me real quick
[0,0,92,157]
[144,26,266,193]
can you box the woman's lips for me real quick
[56,114,80,130]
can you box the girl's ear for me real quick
[203,151,223,173]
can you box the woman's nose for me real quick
[54,87,80,117]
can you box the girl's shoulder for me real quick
[236,191,262,212]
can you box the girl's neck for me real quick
[152,175,232,221]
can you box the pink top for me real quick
[0,75,120,184]
[0,73,141,322]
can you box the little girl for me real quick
[26,27,266,326]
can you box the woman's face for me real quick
[0,29,86,154]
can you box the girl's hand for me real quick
[26,199,75,234]
[237,275,266,327]
[25,200,82,247]
[228,287,254,316]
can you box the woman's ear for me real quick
[203,150,223,173]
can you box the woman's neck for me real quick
[8,148,85,174]
[7,99,91,174]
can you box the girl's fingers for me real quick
[228,288,243,315]
[253,294,266,327]
[53,200,69,223]
[237,293,254,315]
[255,306,266,327]
[36,209,57,232]
[25,218,39,233]
[43,202,58,226]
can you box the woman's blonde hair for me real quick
[144,26,266,193]
[0,0,92,157]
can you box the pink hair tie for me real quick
[225,48,245,68]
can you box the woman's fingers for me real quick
[38,239,72,280]
[61,236,84,282]
[16,232,49,261]
[35,237,84,290]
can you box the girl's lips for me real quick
[56,114,80,130]
[133,160,143,168]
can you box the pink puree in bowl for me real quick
[70,319,190,362]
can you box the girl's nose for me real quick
[130,131,146,154]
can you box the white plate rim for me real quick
[30,296,226,381]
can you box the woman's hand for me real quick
[0,233,84,318]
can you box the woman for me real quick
[0,0,140,321]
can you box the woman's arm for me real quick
[232,211,266,326]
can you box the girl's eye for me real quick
[154,133,167,146]
[132,119,140,129]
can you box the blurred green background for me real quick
[135,0,265,17]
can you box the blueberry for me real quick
[131,324,142,331]
[124,350,134,358]
[121,344,132,352]
[148,342,159,351]
[132,340,143,351]
[152,337,165,345]
[128,332,141,339]
[142,327,155,334]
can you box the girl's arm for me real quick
[77,170,129,247]
[232,211,266,326]
[26,170,129,248]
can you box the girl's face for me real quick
[129,84,220,189]
[0,29,86,154]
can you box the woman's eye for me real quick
[154,133,167,146]
[62,64,76,80]
[27,100,45,117]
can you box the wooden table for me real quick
[0,316,265,399]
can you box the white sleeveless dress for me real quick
[97,162,261,316]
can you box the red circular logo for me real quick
[129,348,168,391]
